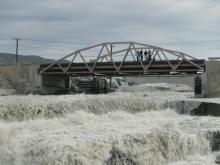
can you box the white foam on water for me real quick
[0,89,15,96]
[168,152,219,165]
[0,108,219,165]
[0,94,166,121]
[117,83,194,101]
[0,83,219,165]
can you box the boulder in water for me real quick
[106,147,136,165]
[206,131,220,151]
[215,154,220,164]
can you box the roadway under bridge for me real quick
[38,41,206,94]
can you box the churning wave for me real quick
[0,83,219,165]
[0,94,166,121]
[0,109,215,165]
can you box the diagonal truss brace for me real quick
[40,41,205,75]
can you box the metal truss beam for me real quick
[39,41,205,75]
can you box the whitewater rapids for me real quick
[0,83,219,165]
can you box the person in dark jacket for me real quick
[136,50,140,61]
[144,50,148,61]
[140,49,143,61]
[148,49,152,61]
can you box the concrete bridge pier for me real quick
[41,75,69,94]
[204,61,220,97]
[194,75,204,98]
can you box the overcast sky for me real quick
[0,0,220,59]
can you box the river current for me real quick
[0,83,219,165]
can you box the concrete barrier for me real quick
[204,61,220,97]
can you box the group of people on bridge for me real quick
[136,49,152,62]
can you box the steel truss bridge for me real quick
[39,41,205,76]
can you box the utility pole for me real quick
[14,37,21,65]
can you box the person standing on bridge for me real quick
[140,49,143,61]
[144,50,148,61]
[148,49,152,61]
[136,50,140,61]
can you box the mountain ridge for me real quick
[0,53,55,65]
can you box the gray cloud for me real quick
[0,0,220,59]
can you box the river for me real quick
[0,83,219,165]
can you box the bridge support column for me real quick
[110,76,112,88]
[41,75,69,94]
[194,76,202,98]
[204,61,220,97]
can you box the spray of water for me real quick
[0,83,219,165]
[0,108,217,165]
[0,94,166,121]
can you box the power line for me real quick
[1,36,220,56]
[21,42,73,49]
[2,36,220,45]
[22,38,93,45]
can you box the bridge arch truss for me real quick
[39,41,205,76]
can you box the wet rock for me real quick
[215,154,220,164]
[167,100,200,115]
[191,102,220,116]
[128,81,137,86]
[106,147,136,165]
[168,100,220,117]
[206,131,220,151]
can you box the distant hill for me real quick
[0,53,56,65]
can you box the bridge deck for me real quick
[39,59,205,76]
